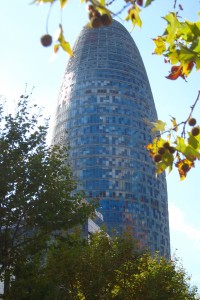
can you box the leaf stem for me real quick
[46,2,54,34]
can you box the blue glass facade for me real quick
[53,20,170,257]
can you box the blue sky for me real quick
[1,0,200,289]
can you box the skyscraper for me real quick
[52,20,170,257]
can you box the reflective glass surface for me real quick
[53,20,170,257]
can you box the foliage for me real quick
[146,91,200,180]
[9,231,199,299]
[153,11,200,80]
[0,95,95,298]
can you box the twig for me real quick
[155,90,200,138]
[173,0,177,9]
[182,90,200,137]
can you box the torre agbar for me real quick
[52,20,170,257]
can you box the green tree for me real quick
[9,232,199,300]
[0,95,95,299]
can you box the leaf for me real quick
[151,120,166,133]
[182,61,195,76]
[170,117,178,131]
[60,0,68,8]
[153,36,166,55]
[60,40,73,56]
[188,132,200,150]
[166,65,185,80]
[125,5,142,29]
[175,158,194,180]
[163,13,180,45]
[54,44,60,54]
[153,147,174,175]
[99,0,106,6]
[145,0,155,7]
[57,25,73,56]
[176,136,200,160]
[178,45,196,64]
[195,57,200,70]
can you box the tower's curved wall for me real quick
[53,20,170,257]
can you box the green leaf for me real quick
[176,136,200,160]
[188,132,200,150]
[178,44,196,62]
[145,0,155,7]
[192,37,200,53]
[185,21,200,38]
[196,56,200,70]
[163,13,180,45]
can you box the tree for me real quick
[0,95,95,298]
[9,231,199,299]
[31,0,200,179]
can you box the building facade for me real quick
[52,20,170,257]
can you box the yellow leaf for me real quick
[175,158,194,180]
[54,44,60,53]
[170,117,178,131]
[99,0,106,6]
[151,120,166,133]
[57,25,73,56]
[125,5,142,29]
[153,36,166,55]
[60,0,68,8]
[60,40,73,56]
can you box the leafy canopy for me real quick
[0,95,95,297]
[9,231,199,299]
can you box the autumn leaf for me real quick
[175,158,194,180]
[54,44,60,53]
[166,65,186,80]
[125,5,142,29]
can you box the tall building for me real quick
[52,20,170,257]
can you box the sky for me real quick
[0,0,200,290]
